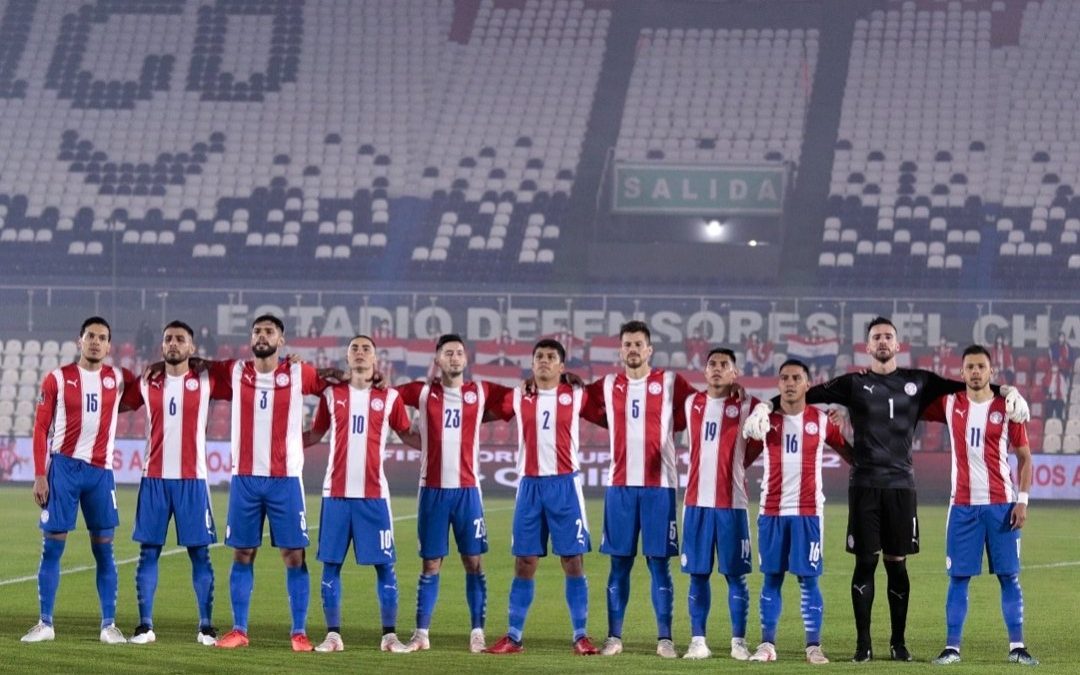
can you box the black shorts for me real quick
[846,486,919,556]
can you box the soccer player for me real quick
[395,334,509,653]
[303,335,420,653]
[212,314,330,651]
[922,345,1038,666]
[23,316,139,644]
[743,359,851,664]
[582,320,697,658]
[743,316,1030,662]
[482,338,599,656]
[126,320,228,645]
[680,348,758,660]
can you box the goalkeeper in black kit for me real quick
[743,317,1030,663]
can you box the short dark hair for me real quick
[961,344,992,361]
[778,358,810,378]
[252,314,285,333]
[619,320,651,343]
[163,320,194,338]
[533,338,566,362]
[706,347,736,365]
[349,334,376,349]
[436,333,465,352]
[866,316,896,338]
[80,316,111,340]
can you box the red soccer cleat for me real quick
[291,633,315,652]
[483,635,524,654]
[573,636,600,655]
[215,629,249,648]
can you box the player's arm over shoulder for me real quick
[804,372,856,406]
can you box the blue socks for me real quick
[465,572,486,630]
[285,563,309,635]
[945,576,970,648]
[135,544,162,627]
[187,545,215,629]
[646,556,674,640]
[688,573,711,637]
[90,533,117,628]
[760,572,785,644]
[321,562,343,631]
[998,573,1025,644]
[375,564,398,631]
[415,573,440,630]
[606,555,633,638]
[229,561,254,631]
[798,575,824,646]
[565,575,589,641]
[507,577,535,642]
[37,536,65,626]
[726,574,749,639]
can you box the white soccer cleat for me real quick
[404,629,430,652]
[731,637,752,661]
[742,402,773,440]
[657,638,678,658]
[380,632,409,653]
[315,631,345,652]
[129,625,156,645]
[99,624,127,644]
[196,627,218,646]
[21,622,55,643]
[806,645,830,664]
[683,636,711,659]
[749,641,777,662]
[468,627,486,653]
[599,636,623,656]
[1004,387,1031,423]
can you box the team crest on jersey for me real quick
[945,556,952,570]
[463,391,478,405]
[805,421,819,435]
[989,411,1004,425]
[725,405,740,418]
[185,378,200,391]
[904,382,917,396]
[102,375,116,390]
[371,398,385,412]
[648,381,662,395]
[559,392,573,405]
[275,373,290,387]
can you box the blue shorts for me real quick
[132,477,216,547]
[946,503,1021,577]
[758,515,823,577]
[40,453,119,534]
[600,486,678,558]
[417,486,487,559]
[225,475,309,549]
[318,497,396,565]
[681,506,752,575]
[512,473,590,557]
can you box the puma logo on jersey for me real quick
[242,373,253,383]
[954,409,965,418]
[65,379,78,387]
[615,383,625,392]
[889,590,906,599]
[693,405,703,413]
[150,380,162,389]
[429,392,439,399]
[853,584,868,595]
[336,399,348,407]
[862,385,875,394]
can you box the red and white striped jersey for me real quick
[311,384,412,499]
[33,363,137,476]
[923,393,1028,506]
[212,360,324,478]
[749,407,845,517]
[491,384,587,477]
[683,392,758,509]
[133,370,228,479]
[584,370,696,488]
[396,380,509,488]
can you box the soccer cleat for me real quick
[483,635,524,654]
[404,629,430,652]
[469,627,486,653]
[806,645,830,664]
[572,636,599,655]
[731,637,751,661]
[129,624,156,645]
[852,644,873,663]
[1008,647,1039,666]
[891,644,914,662]
[215,629,249,648]
[20,622,55,643]
[683,636,712,659]
[933,648,962,665]
[99,624,127,644]
[291,633,315,652]
[749,641,778,662]
[315,631,344,652]
[599,636,623,656]
[196,626,218,646]
[380,632,409,653]
[656,638,678,658]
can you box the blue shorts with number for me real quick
[41,453,119,533]
[225,475,309,549]
[417,486,487,559]
[758,514,823,577]
[600,486,678,558]
[132,477,216,547]
[318,497,396,565]
[681,506,752,575]
[946,503,1021,577]
[512,473,590,557]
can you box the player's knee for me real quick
[281,547,305,567]
[883,554,906,563]
[233,547,256,564]
[422,558,443,575]
[89,528,114,544]
[853,553,879,577]
[515,556,540,579]
[43,531,67,542]
[559,555,584,577]
[461,554,483,574]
